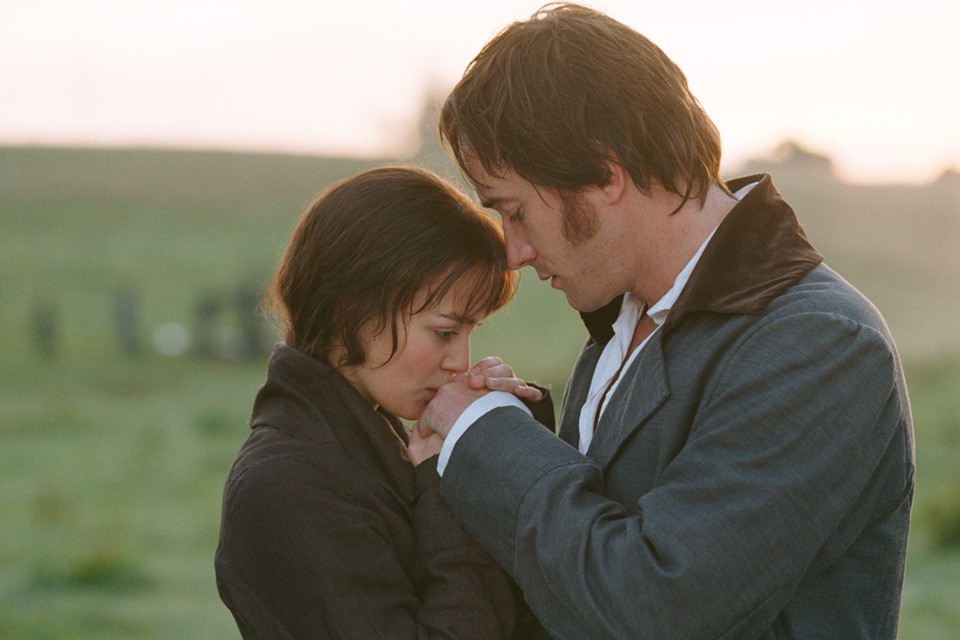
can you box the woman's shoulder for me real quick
[224,424,355,504]
[219,424,413,551]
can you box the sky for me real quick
[1,0,958,184]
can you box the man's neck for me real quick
[629,182,738,306]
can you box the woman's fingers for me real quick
[513,383,544,401]
[469,356,504,376]
[466,357,541,401]
[482,375,543,401]
[469,363,515,387]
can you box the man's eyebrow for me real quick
[479,195,512,209]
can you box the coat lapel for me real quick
[586,332,670,470]
[557,343,602,449]
[256,345,416,504]
[568,174,821,470]
[332,376,416,503]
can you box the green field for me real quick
[1,146,958,638]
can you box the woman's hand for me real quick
[467,356,543,401]
[405,419,444,466]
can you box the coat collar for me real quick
[580,174,823,345]
[251,343,410,450]
[250,343,415,497]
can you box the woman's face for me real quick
[340,277,485,421]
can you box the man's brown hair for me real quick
[268,165,515,366]
[440,3,725,207]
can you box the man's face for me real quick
[465,157,620,312]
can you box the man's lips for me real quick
[539,272,560,288]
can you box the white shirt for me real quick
[437,182,757,474]
[575,219,720,453]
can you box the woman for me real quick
[215,166,548,639]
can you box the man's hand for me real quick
[417,373,488,439]
[467,356,544,401]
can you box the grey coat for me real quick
[439,175,915,640]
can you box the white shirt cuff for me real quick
[436,391,532,476]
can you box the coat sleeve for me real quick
[521,385,555,432]
[440,311,910,640]
[412,456,532,639]
[215,452,520,639]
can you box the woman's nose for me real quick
[442,340,470,374]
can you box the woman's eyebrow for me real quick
[438,312,477,325]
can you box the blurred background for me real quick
[1,0,958,638]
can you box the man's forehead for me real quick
[464,164,526,206]
[479,194,517,211]
[468,176,506,209]
[463,154,515,190]
[463,163,497,194]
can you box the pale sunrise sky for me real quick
[1,0,958,183]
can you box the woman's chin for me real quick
[403,408,424,422]
[391,404,422,422]
[383,397,428,422]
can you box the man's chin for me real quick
[567,292,620,314]
[567,297,599,313]
[546,272,611,312]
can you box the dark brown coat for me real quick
[215,344,532,639]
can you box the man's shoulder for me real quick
[664,262,900,370]
[766,263,891,337]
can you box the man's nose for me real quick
[505,229,536,270]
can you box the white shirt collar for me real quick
[623,179,759,329]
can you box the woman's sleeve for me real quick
[522,384,555,432]
[411,455,528,639]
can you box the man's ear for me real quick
[594,142,633,204]
[600,151,629,205]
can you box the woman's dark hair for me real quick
[440,3,726,209]
[267,165,515,366]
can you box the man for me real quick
[416,4,914,639]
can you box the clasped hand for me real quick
[406,356,542,465]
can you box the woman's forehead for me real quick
[413,274,491,322]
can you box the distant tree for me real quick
[31,298,59,360]
[193,291,222,358]
[113,285,142,357]
[409,84,459,177]
[934,167,960,187]
[234,281,271,361]
[740,140,838,182]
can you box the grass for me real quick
[1,145,958,638]
[0,355,257,639]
